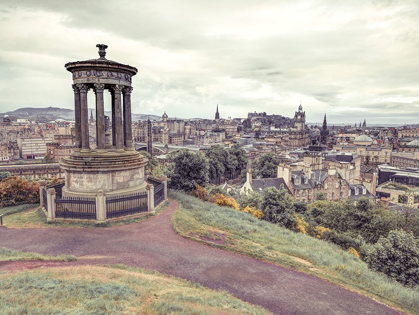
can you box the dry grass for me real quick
[0,265,272,315]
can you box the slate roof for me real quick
[349,184,376,200]
[250,178,291,194]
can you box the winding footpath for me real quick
[0,200,402,315]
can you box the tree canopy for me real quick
[167,150,209,192]
[253,153,280,178]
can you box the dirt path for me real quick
[0,200,402,315]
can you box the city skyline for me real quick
[0,0,418,124]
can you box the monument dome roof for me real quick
[407,139,419,147]
[65,44,137,76]
[355,134,373,142]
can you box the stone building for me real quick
[391,151,419,169]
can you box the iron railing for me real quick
[106,192,148,219]
[55,196,96,220]
[154,183,165,207]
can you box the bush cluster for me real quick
[0,176,39,207]
[257,187,419,287]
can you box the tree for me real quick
[139,151,158,175]
[253,153,280,178]
[240,191,262,209]
[362,230,419,286]
[261,187,296,228]
[167,150,209,192]
[206,145,227,181]
[229,144,248,173]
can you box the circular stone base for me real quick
[60,151,147,194]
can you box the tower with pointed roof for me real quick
[89,109,95,125]
[320,113,328,145]
[294,102,306,132]
[215,104,220,120]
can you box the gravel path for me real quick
[0,200,402,315]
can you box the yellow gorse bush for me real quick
[209,193,240,210]
[242,206,264,219]
[347,247,360,259]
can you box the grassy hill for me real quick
[0,264,270,315]
[170,190,419,315]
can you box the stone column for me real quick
[112,85,124,152]
[94,84,106,152]
[77,83,90,152]
[95,190,107,223]
[72,84,82,151]
[110,89,116,147]
[47,188,56,222]
[39,180,46,208]
[162,176,168,201]
[147,184,155,214]
[123,87,134,150]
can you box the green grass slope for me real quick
[171,190,419,315]
[0,265,271,315]
[0,247,76,262]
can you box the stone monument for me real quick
[60,44,147,198]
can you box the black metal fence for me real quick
[148,178,162,187]
[42,188,48,212]
[106,192,148,219]
[55,196,96,220]
[154,182,165,207]
[49,182,65,198]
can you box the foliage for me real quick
[261,187,296,228]
[239,191,262,210]
[242,206,264,219]
[167,150,209,192]
[315,191,326,200]
[362,230,419,287]
[253,153,280,178]
[229,143,248,172]
[206,185,229,196]
[0,172,11,182]
[294,201,307,213]
[0,176,39,207]
[208,193,240,210]
[307,198,408,245]
[347,247,360,259]
[172,190,419,314]
[192,184,208,201]
[139,151,158,175]
[205,145,246,182]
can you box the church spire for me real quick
[215,104,220,120]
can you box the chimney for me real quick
[247,169,252,183]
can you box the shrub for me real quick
[208,193,240,210]
[242,206,264,219]
[347,247,360,259]
[261,187,296,229]
[0,176,39,207]
[362,230,419,287]
[192,185,208,201]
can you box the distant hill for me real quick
[1,107,161,122]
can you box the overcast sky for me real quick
[0,0,418,124]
